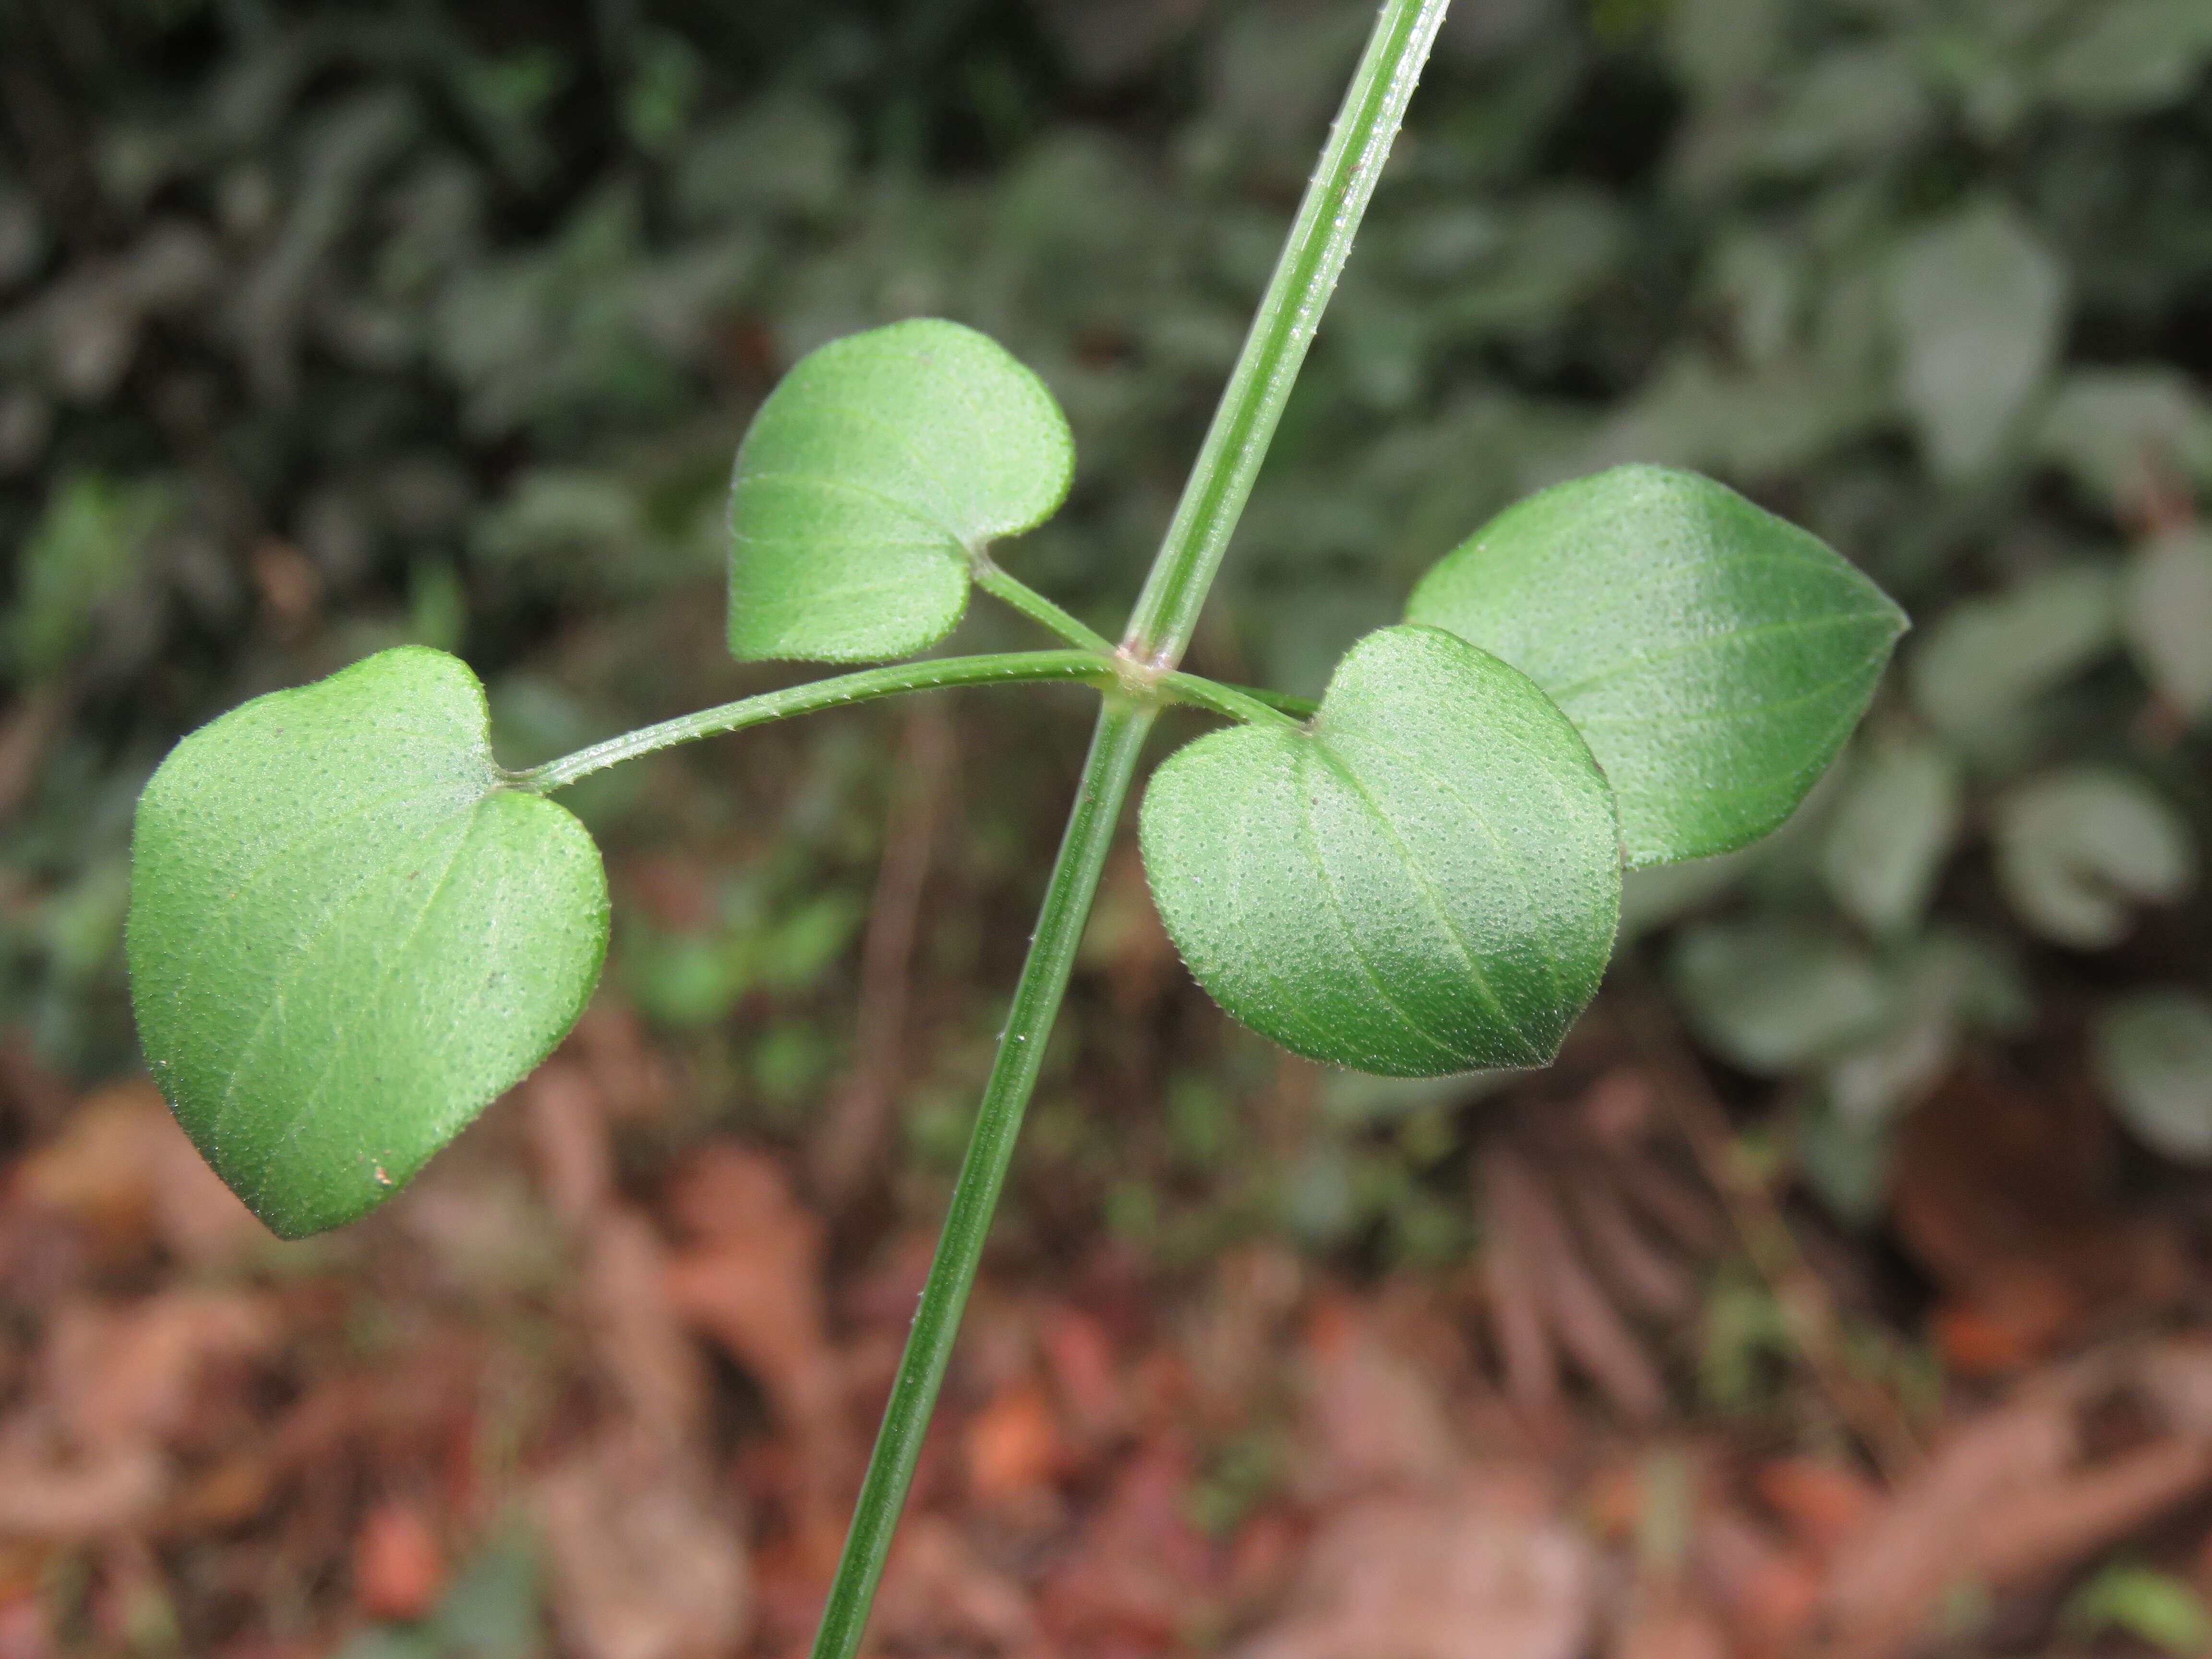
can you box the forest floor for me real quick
[6,991,2212,1659]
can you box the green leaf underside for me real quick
[1140,625,1621,1078]
[127,648,608,1238]
[727,317,1075,662]
[1407,464,1907,868]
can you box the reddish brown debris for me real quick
[4,1036,2212,1659]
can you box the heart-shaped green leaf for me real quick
[127,647,609,1238]
[1140,625,1621,1077]
[727,318,1075,663]
[1407,465,1907,868]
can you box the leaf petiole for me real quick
[507,649,1313,794]
[971,553,1317,723]
[1221,683,1321,721]
[1160,671,1305,730]
[509,651,1107,793]
[970,555,1115,653]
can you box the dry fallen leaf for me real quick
[1038,1435,1216,1652]
[16,1082,260,1263]
[47,1291,277,1452]
[352,1498,445,1623]
[584,1207,707,1450]
[1614,1583,1729,1659]
[536,1433,750,1659]
[1814,1391,2072,1658]
[965,1376,1067,1505]
[1693,1502,1824,1659]
[0,1594,50,1659]
[660,1144,849,1567]
[1039,1305,1126,1444]
[1751,1458,1879,1561]
[1812,1346,2212,1659]
[1293,1294,1462,1500]
[0,1442,165,1541]
[870,1513,1046,1659]
[523,1061,614,1226]
[1235,1478,1595,1659]
[1484,1147,1667,1424]
[661,1144,836,1429]
[1184,1246,1305,1431]
[1891,1067,2187,1373]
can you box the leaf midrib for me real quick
[205,802,480,1182]
[1305,733,1540,1068]
[243,796,487,1210]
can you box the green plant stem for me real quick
[512,651,1307,793]
[1123,0,1450,668]
[509,651,1107,794]
[973,556,1116,653]
[1227,683,1321,720]
[1161,670,1302,730]
[806,5,1446,1656]
[807,699,1154,1659]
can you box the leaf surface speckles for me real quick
[1140,625,1621,1078]
[727,317,1074,663]
[127,647,608,1238]
[1408,464,1906,868]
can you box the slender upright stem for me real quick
[805,4,1446,1656]
[807,701,1153,1659]
[1124,0,1450,668]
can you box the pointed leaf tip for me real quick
[1407,464,1906,868]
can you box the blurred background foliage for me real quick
[3,0,2211,1270]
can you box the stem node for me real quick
[804,5,1449,1656]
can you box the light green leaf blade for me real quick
[2125,528,2212,719]
[726,318,1074,662]
[1994,766,2196,949]
[1407,465,1906,869]
[1909,563,2117,746]
[1670,918,1890,1075]
[127,647,609,1238]
[12,470,167,684]
[2092,988,2212,1165]
[1886,201,2067,478]
[1140,625,1620,1078]
[1818,731,1962,936]
[2035,369,2212,511]
[2042,0,2212,117]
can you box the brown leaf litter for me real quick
[3,1030,2212,1658]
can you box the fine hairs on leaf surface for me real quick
[1139,625,1621,1076]
[117,0,1911,1649]
[727,317,1077,663]
[1408,464,1908,868]
[127,648,608,1238]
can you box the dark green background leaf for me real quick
[726,317,1074,662]
[1993,766,2196,948]
[128,648,608,1238]
[2092,987,2212,1164]
[1407,465,1906,868]
[1140,625,1620,1077]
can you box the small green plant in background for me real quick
[2065,1561,2212,1657]
[121,0,1902,1651]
